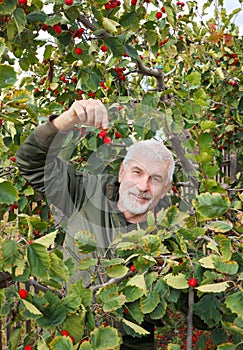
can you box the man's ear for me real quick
[118,163,124,183]
[160,181,172,199]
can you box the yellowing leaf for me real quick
[197,282,230,293]
[22,299,43,316]
[163,273,188,289]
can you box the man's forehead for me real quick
[126,158,166,176]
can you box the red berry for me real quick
[161,6,166,13]
[65,0,73,5]
[105,3,111,10]
[124,307,129,314]
[23,346,33,350]
[10,156,16,162]
[0,119,3,126]
[188,278,197,288]
[115,131,121,139]
[156,11,162,19]
[74,28,84,37]
[131,0,137,5]
[103,136,112,144]
[18,0,27,4]
[98,130,107,138]
[75,47,83,55]
[18,289,28,299]
[130,265,136,272]
[61,329,69,336]
[101,45,108,52]
[52,24,62,34]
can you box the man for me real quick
[16,99,175,349]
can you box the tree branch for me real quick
[90,271,134,294]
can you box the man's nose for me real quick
[136,176,149,192]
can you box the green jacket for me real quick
[16,120,168,349]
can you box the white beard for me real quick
[121,187,152,215]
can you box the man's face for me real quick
[118,156,171,222]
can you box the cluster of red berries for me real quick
[176,1,185,7]
[156,6,166,19]
[114,67,126,81]
[98,130,112,144]
[52,24,62,34]
[104,0,121,10]
[159,37,169,46]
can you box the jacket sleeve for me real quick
[16,120,87,217]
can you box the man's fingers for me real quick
[73,99,109,128]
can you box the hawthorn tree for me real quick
[0,0,242,349]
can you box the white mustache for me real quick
[129,189,152,200]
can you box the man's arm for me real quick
[16,99,109,216]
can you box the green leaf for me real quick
[193,294,221,328]
[104,37,124,57]
[122,285,144,303]
[2,239,19,269]
[127,274,147,295]
[103,294,126,312]
[75,230,97,254]
[68,279,92,308]
[193,193,231,219]
[0,65,17,88]
[106,264,129,278]
[209,221,233,233]
[26,11,47,23]
[124,44,140,60]
[197,282,230,293]
[27,243,50,279]
[140,290,160,314]
[120,11,137,27]
[90,326,121,349]
[102,17,120,34]
[0,179,18,205]
[62,313,85,343]
[79,258,98,270]
[122,319,149,336]
[0,0,16,15]
[13,8,27,34]
[163,273,188,289]
[36,292,67,327]
[225,291,243,319]
[201,120,216,131]
[22,299,43,316]
[35,231,58,248]
[8,328,21,350]
[212,256,239,274]
[49,252,69,282]
[150,298,167,320]
[186,71,201,87]
[49,336,73,350]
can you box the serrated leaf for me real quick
[49,336,73,350]
[79,258,97,270]
[198,255,215,269]
[2,239,19,269]
[163,273,188,289]
[124,44,140,60]
[193,193,231,219]
[127,274,147,295]
[75,230,96,254]
[35,231,58,248]
[193,294,221,328]
[68,279,92,308]
[122,319,149,336]
[212,256,238,274]
[140,290,160,314]
[0,179,18,204]
[27,243,50,279]
[8,328,21,350]
[22,299,43,316]
[122,285,144,303]
[104,37,124,57]
[197,282,230,293]
[49,252,69,282]
[26,11,47,23]
[225,291,243,319]
[90,326,120,349]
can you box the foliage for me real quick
[0,0,242,349]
